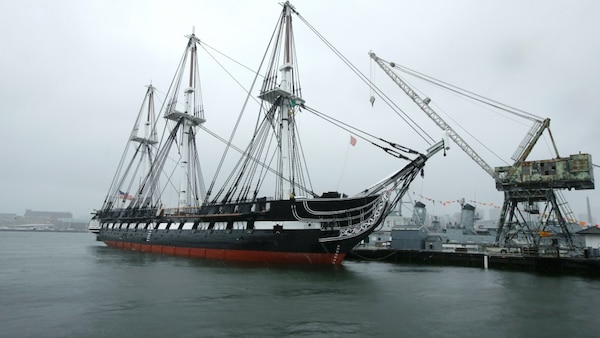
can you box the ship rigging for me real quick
[90,1,445,264]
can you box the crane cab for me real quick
[495,153,595,192]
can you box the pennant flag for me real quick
[350,135,357,146]
[119,190,134,200]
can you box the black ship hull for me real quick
[100,228,360,264]
[95,195,388,265]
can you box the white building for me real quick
[577,227,600,249]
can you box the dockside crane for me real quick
[369,51,595,251]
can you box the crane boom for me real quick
[369,51,496,178]
[370,51,594,250]
[511,117,560,164]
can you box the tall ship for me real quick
[89,2,446,264]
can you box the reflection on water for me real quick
[1,231,599,338]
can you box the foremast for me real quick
[258,1,305,201]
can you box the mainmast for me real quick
[279,4,294,200]
[165,32,206,208]
[131,84,159,208]
[131,84,158,185]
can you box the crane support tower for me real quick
[369,51,595,252]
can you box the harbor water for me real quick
[1,231,598,337]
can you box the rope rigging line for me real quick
[301,104,419,160]
[389,60,544,122]
[403,71,509,166]
[210,101,281,204]
[198,43,264,108]
[293,119,314,194]
[129,118,183,209]
[368,77,437,145]
[374,56,512,166]
[198,41,266,79]
[138,7,443,208]
[203,16,281,203]
[208,8,317,203]
[294,13,435,145]
[198,119,319,203]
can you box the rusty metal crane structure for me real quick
[369,51,595,251]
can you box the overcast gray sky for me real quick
[1,0,599,223]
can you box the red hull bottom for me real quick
[104,240,346,265]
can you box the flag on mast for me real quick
[119,190,134,200]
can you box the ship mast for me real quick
[141,85,155,178]
[134,84,158,193]
[165,32,206,209]
[179,42,195,208]
[100,82,160,211]
[279,3,293,200]
[258,1,305,200]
